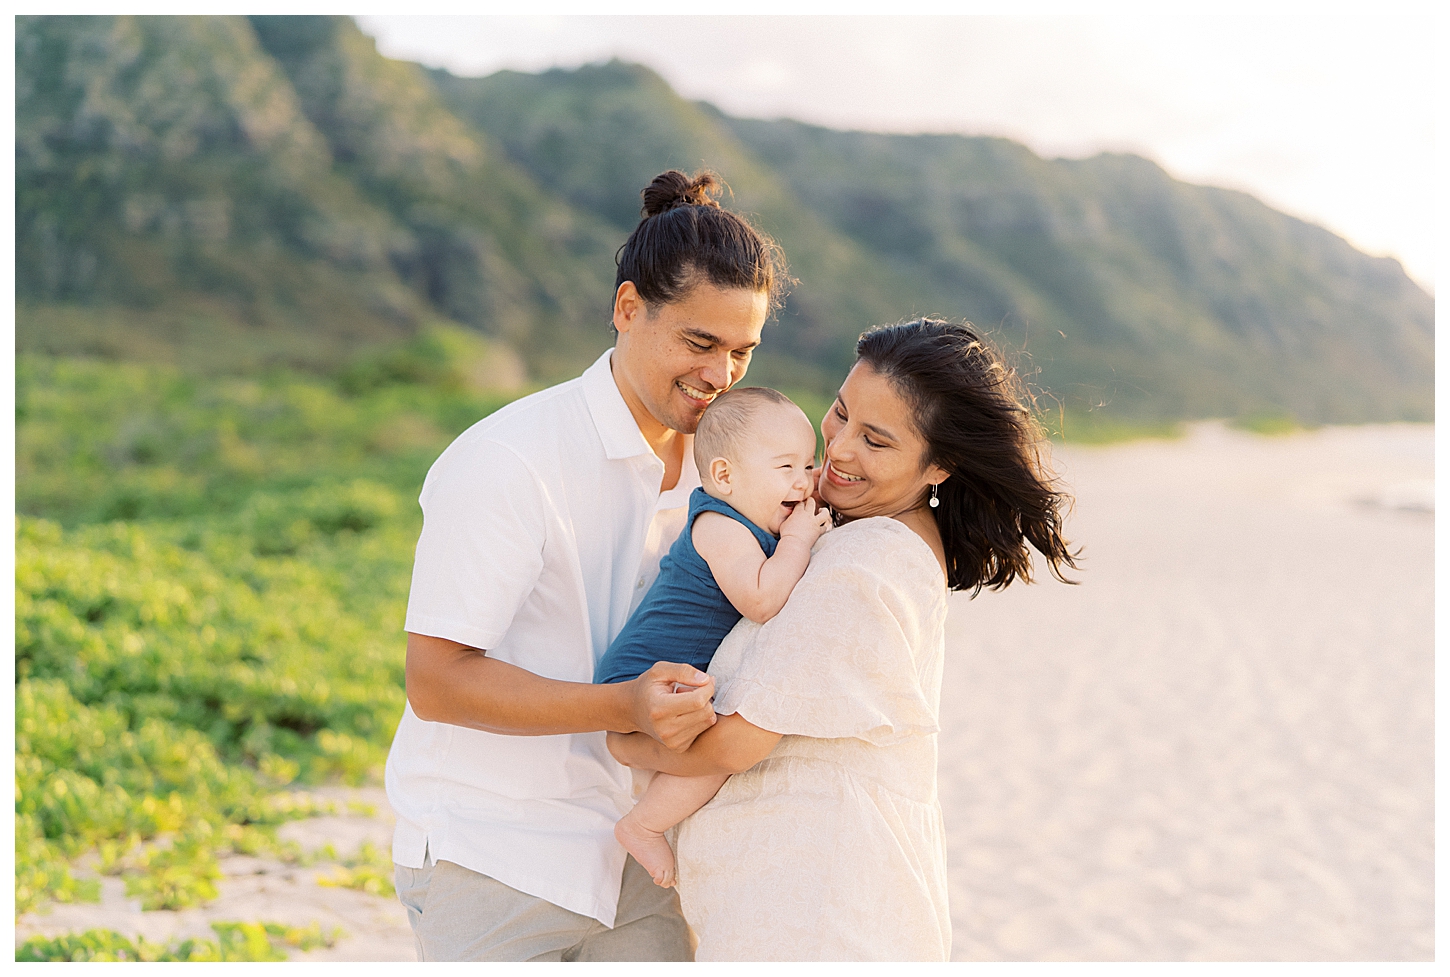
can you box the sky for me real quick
[357,13,1437,292]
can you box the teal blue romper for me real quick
[594,487,777,685]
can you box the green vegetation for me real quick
[17,921,341,961]
[15,326,520,526]
[14,342,516,929]
[315,839,398,898]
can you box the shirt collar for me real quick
[582,348,658,461]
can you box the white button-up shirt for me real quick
[386,348,699,926]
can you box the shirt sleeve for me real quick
[708,520,941,746]
[403,436,547,651]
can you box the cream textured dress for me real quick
[674,517,952,961]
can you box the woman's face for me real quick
[819,360,947,520]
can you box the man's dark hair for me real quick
[614,170,790,315]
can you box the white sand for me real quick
[16,423,1433,961]
[939,422,1433,960]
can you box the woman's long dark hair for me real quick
[615,170,790,313]
[856,318,1079,594]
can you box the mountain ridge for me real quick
[15,16,1433,424]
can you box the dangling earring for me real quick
[928,483,940,508]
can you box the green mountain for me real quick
[722,119,1433,420]
[16,14,618,379]
[431,60,939,393]
[15,15,1433,423]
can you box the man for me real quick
[386,170,785,961]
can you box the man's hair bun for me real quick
[615,167,788,315]
[640,169,723,218]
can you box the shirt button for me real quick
[637,577,646,589]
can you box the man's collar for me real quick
[582,348,657,461]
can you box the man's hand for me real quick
[779,496,831,548]
[627,662,716,751]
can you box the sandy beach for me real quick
[16,422,1433,961]
[941,421,1433,961]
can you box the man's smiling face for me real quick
[611,278,769,436]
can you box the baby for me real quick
[594,386,831,887]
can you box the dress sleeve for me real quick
[709,519,942,746]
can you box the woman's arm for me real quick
[607,712,781,776]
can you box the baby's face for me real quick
[717,404,819,535]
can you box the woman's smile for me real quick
[822,459,864,485]
[821,460,866,490]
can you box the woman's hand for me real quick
[607,730,661,769]
[609,713,782,777]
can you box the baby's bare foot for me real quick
[615,814,677,888]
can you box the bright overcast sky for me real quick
[357,14,1437,291]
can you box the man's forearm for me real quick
[405,633,635,735]
[404,632,718,750]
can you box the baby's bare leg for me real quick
[615,772,729,888]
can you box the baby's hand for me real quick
[780,497,831,547]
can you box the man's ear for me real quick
[612,281,645,335]
[708,457,732,494]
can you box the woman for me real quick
[608,318,1078,960]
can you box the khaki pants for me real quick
[393,851,694,962]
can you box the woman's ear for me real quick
[925,463,949,488]
[709,457,733,493]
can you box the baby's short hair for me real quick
[693,387,798,472]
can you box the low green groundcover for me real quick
[17,921,340,962]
